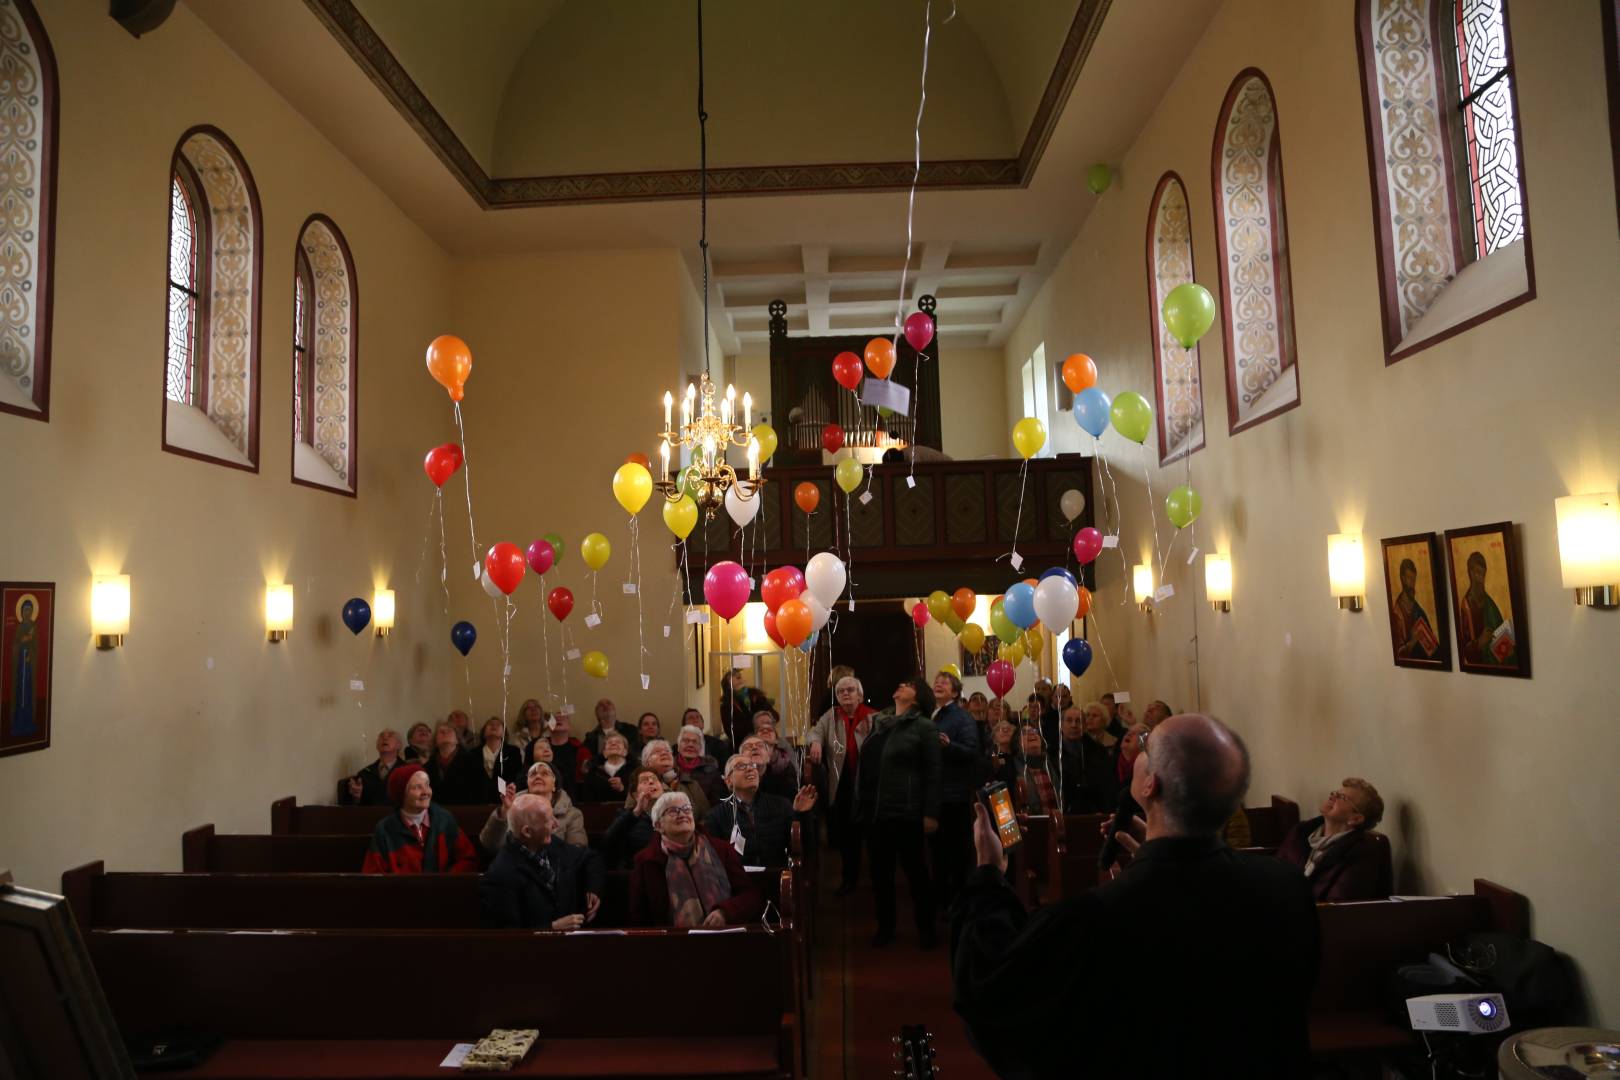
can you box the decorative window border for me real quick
[1144,171,1204,465]
[290,213,359,498]
[1353,0,1536,365]
[1210,68,1302,437]
[0,0,58,423]
[159,125,263,473]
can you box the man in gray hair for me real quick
[951,713,1318,1078]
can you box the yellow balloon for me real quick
[834,456,863,494]
[958,623,986,653]
[662,494,698,539]
[999,641,1025,666]
[1012,416,1047,459]
[1023,629,1044,663]
[938,663,961,680]
[751,423,778,464]
[580,532,612,571]
[582,650,609,678]
[612,462,652,515]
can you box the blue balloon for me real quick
[798,629,819,654]
[451,620,477,657]
[1074,386,1113,438]
[1003,582,1038,629]
[341,597,371,636]
[1062,638,1093,677]
[1040,566,1077,587]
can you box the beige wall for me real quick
[1003,0,1620,1020]
[938,346,1009,460]
[0,0,454,886]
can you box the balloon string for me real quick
[462,656,473,716]
[453,401,480,572]
[1083,602,1122,693]
[500,594,515,722]
[559,623,572,715]
[999,457,1030,566]
[1096,438,1129,604]
[844,490,855,611]
[436,491,450,617]
[631,516,647,685]
[539,578,556,714]
[414,490,435,587]
[1141,441,1170,590]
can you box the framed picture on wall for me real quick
[1379,533,1451,671]
[1443,522,1531,678]
[1,581,54,758]
[692,620,706,689]
[960,633,997,677]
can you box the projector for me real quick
[1406,993,1509,1034]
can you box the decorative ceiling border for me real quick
[302,0,1110,209]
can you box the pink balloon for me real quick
[703,560,751,620]
[1073,526,1104,565]
[986,659,1016,700]
[911,601,930,628]
[526,539,555,576]
[903,311,934,352]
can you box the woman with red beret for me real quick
[361,764,480,874]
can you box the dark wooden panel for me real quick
[995,470,1040,544]
[943,473,988,544]
[892,475,936,546]
[847,483,884,547]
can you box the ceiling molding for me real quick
[301,0,1111,209]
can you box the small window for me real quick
[1146,172,1204,465]
[1020,343,1049,456]
[1448,0,1524,259]
[166,168,205,408]
[290,215,358,495]
[292,247,313,442]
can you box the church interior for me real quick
[2,0,1618,1076]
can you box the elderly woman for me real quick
[1010,723,1060,815]
[510,699,547,749]
[424,722,473,804]
[402,721,434,764]
[987,707,1019,783]
[750,712,798,799]
[580,731,634,802]
[629,738,711,820]
[674,724,725,803]
[628,791,762,927]
[808,673,876,894]
[447,709,478,751]
[684,707,732,766]
[480,760,587,852]
[362,765,479,874]
[601,770,670,869]
[1057,704,1119,813]
[965,691,991,750]
[855,675,942,949]
[463,716,526,804]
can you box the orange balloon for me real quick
[794,481,820,514]
[426,335,472,402]
[951,587,975,620]
[1062,353,1097,394]
[1075,586,1092,619]
[1023,577,1039,588]
[776,597,814,647]
[626,452,650,469]
[864,337,896,380]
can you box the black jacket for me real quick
[1057,737,1119,814]
[854,707,942,824]
[478,836,604,929]
[423,750,476,805]
[951,836,1319,1079]
[581,722,640,762]
[579,761,634,803]
[337,757,405,806]
[599,807,656,870]
[459,744,526,805]
[702,792,811,870]
[932,701,982,804]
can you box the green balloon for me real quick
[1165,485,1202,529]
[877,407,894,418]
[990,596,1021,646]
[543,532,565,565]
[943,611,966,634]
[1086,163,1112,195]
[1110,391,1153,445]
[926,590,953,624]
[1163,282,1216,350]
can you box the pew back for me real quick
[270,796,621,838]
[183,826,370,873]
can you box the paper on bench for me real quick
[689,927,747,934]
[742,865,768,873]
[564,928,628,935]
[107,927,171,934]
[440,1044,475,1068]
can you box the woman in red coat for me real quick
[361,764,480,874]
[627,791,762,927]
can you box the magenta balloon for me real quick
[986,659,1016,700]
[903,311,935,352]
[703,560,752,620]
[1073,526,1104,566]
[526,539,555,576]
[911,601,930,628]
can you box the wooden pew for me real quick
[1244,795,1301,848]
[87,926,800,1078]
[183,825,370,873]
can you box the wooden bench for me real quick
[183,825,371,873]
[87,926,799,1078]
[272,796,624,838]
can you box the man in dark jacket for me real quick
[952,714,1319,1079]
[703,754,818,870]
[339,729,407,805]
[1057,706,1120,813]
[930,669,981,913]
[856,676,943,948]
[581,698,641,762]
[479,794,604,929]
[1278,777,1391,902]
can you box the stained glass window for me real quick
[165,174,201,405]
[293,248,312,442]
[1454,0,1523,257]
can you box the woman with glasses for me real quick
[1277,777,1389,901]
[627,791,762,927]
[807,673,876,895]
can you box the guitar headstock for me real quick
[892,1023,937,1079]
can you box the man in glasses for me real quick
[1278,777,1389,902]
[951,713,1319,1079]
[703,754,818,871]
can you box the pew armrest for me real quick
[1474,878,1529,937]
[270,796,296,835]
[181,824,215,873]
[60,860,104,931]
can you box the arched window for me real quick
[160,126,262,471]
[1354,0,1533,363]
[1211,69,1300,436]
[1145,172,1204,464]
[290,215,357,495]
[0,0,59,422]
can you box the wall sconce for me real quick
[1132,563,1154,613]
[265,584,294,642]
[91,574,130,649]
[1327,533,1365,611]
[373,588,396,636]
[1555,493,1620,607]
[1204,553,1232,612]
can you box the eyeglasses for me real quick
[1137,731,1150,761]
[660,805,694,820]
[729,762,760,773]
[1327,789,1365,815]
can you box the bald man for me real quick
[479,794,603,929]
[951,714,1318,1079]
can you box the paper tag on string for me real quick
[1009,552,1024,572]
[559,702,574,716]
[1155,584,1175,602]
[731,654,752,668]
[622,583,637,595]
[1187,547,1199,566]
[1102,535,1120,549]
[640,674,650,690]
[349,679,365,692]
[1114,691,1131,704]
[686,610,709,625]
[503,664,512,676]
[663,625,671,638]
[565,648,581,660]
[748,577,757,591]
[847,598,856,611]
[858,491,873,505]
[471,562,482,581]
[905,476,916,489]
[584,613,602,628]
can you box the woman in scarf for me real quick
[1009,724,1060,815]
[580,731,634,802]
[674,724,725,804]
[627,791,761,926]
[362,765,480,874]
[807,673,875,895]
[628,738,711,820]
[479,761,587,852]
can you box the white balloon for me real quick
[479,567,504,598]
[725,484,760,527]
[803,592,831,631]
[805,551,846,605]
[1060,489,1086,522]
[1033,575,1079,630]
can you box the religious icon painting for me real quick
[960,633,998,678]
[1379,533,1451,672]
[1,582,54,757]
[1443,523,1531,679]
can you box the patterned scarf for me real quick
[1018,756,1058,814]
[661,837,732,927]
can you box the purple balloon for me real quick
[526,539,555,576]
[703,560,751,620]
[903,311,935,352]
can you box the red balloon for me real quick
[903,311,934,352]
[526,539,555,576]
[423,443,462,488]
[831,351,863,391]
[822,424,845,455]
[761,566,806,613]
[1073,527,1104,565]
[986,659,1016,699]
[547,587,574,622]
[484,542,526,595]
[763,608,785,648]
[911,601,930,628]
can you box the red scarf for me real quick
[678,752,705,773]
[840,704,872,769]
